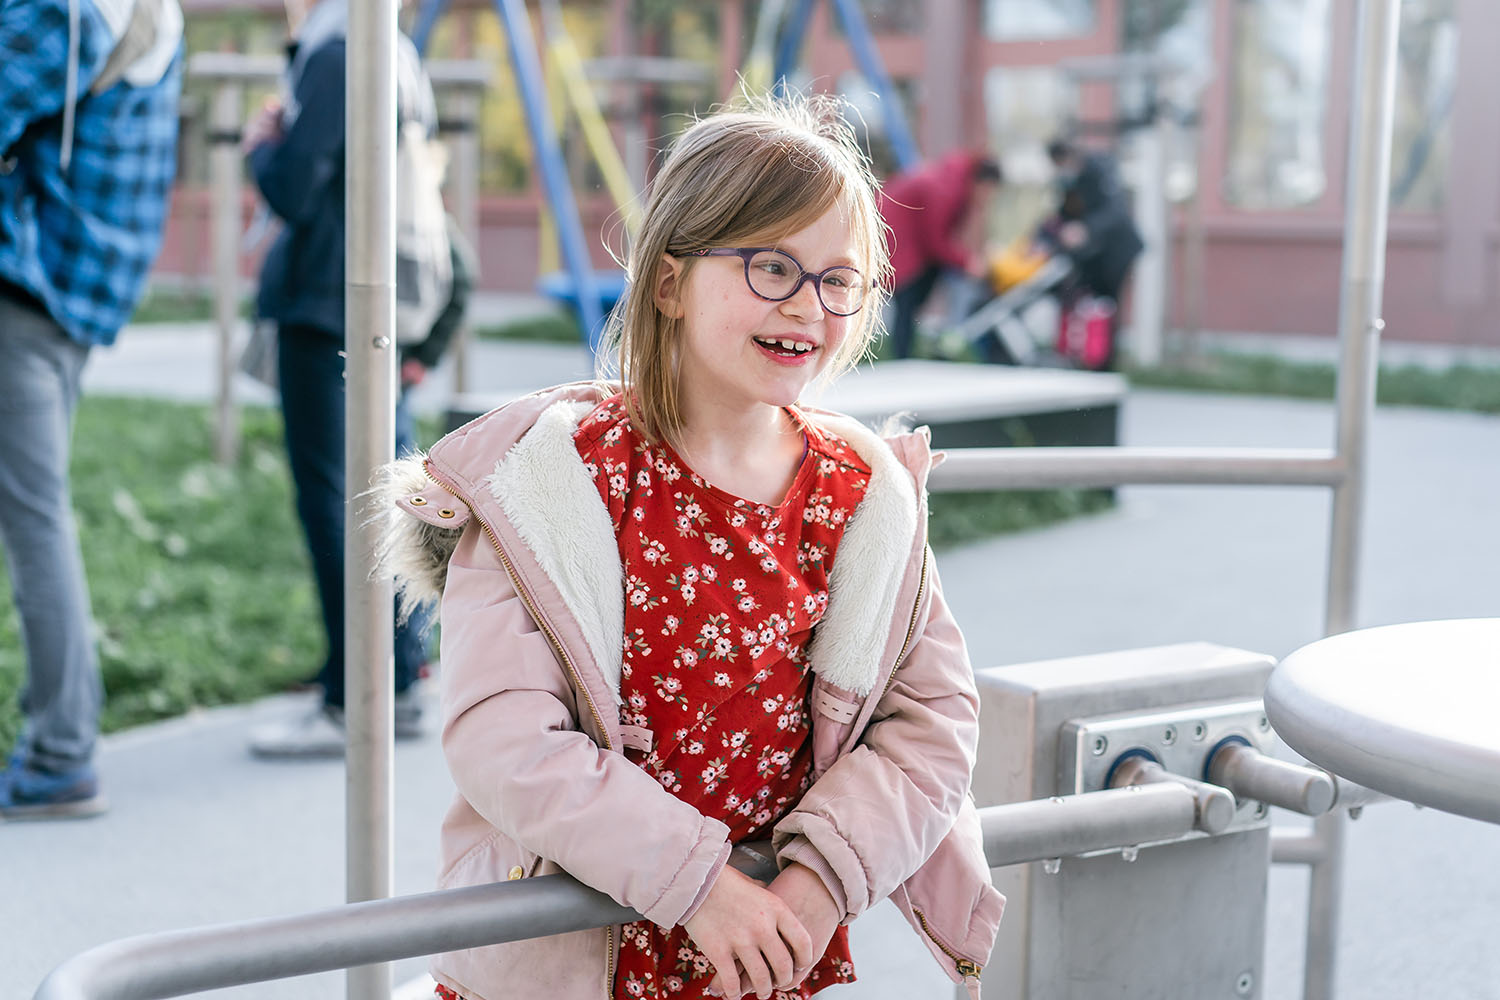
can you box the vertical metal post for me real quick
[1308,2,1401,999]
[345,0,398,997]
[209,81,242,465]
[772,0,818,98]
[827,0,921,172]
[1129,109,1169,367]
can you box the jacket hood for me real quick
[377,383,935,699]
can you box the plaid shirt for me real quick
[0,0,180,346]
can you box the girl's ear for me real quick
[654,254,686,319]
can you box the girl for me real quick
[379,95,1003,1000]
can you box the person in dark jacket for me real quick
[877,152,1002,359]
[1045,137,1144,368]
[244,0,445,757]
[0,0,181,819]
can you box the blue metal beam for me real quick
[827,0,920,171]
[491,0,605,349]
[772,0,818,98]
[410,0,451,57]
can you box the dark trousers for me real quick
[276,323,426,709]
[888,266,943,360]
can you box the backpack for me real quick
[394,120,453,345]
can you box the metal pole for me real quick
[928,447,1345,490]
[34,791,1201,1000]
[1307,2,1402,999]
[344,0,399,997]
[1129,111,1169,367]
[208,81,242,465]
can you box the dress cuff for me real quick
[678,840,732,924]
[777,837,851,921]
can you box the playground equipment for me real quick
[34,2,1428,999]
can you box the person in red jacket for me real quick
[878,152,1002,358]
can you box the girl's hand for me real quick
[683,866,813,1000]
[762,864,842,989]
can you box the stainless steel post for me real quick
[344,0,398,998]
[445,87,480,394]
[1309,2,1402,998]
[209,81,242,465]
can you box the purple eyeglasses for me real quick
[681,247,868,317]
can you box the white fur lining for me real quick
[802,413,919,696]
[485,401,625,704]
[485,401,920,704]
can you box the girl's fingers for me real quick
[737,946,776,999]
[705,948,741,1000]
[776,908,815,978]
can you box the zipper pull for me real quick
[956,959,982,979]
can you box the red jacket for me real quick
[878,152,986,288]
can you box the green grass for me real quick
[0,397,323,750]
[130,288,253,325]
[475,310,583,345]
[1127,353,1500,414]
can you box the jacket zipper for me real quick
[912,906,982,980]
[425,466,621,995]
[421,465,613,750]
[882,543,931,698]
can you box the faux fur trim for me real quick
[371,453,462,626]
[801,413,920,696]
[483,401,625,704]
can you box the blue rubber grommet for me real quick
[1202,734,1253,783]
[1104,747,1160,789]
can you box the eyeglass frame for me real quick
[678,247,868,317]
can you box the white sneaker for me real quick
[249,705,348,759]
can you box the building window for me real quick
[984,0,1097,41]
[1224,0,1331,210]
[983,66,1072,239]
[1388,0,1456,211]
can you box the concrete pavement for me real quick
[12,326,1500,999]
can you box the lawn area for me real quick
[0,395,1105,744]
[0,397,323,750]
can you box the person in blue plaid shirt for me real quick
[0,0,182,819]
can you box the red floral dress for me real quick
[571,394,870,1000]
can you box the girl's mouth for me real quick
[753,336,816,359]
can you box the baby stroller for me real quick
[947,224,1121,370]
[946,237,1074,366]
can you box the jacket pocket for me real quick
[439,830,542,890]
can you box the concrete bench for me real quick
[446,359,1125,451]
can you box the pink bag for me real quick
[1057,295,1115,370]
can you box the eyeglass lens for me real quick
[746,250,866,315]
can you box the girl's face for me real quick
[656,204,860,424]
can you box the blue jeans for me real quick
[276,324,427,709]
[0,289,101,772]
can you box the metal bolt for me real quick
[1255,802,1269,820]
[1348,806,1364,820]
[1161,725,1178,746]
[1120,845,1139,863]
[372,335,392,349]
[1235,971,1254,996]
[1090,735,1108,757]
[1192,722,1207,741]
[1041,857,1062,875]
[1258,714,1271,732]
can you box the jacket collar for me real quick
[434,385,930,700]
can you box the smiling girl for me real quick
[379,94,1003,1000]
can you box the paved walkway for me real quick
[12,327,1500,999]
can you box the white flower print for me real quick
[731,578,746,593]
[740,628,758,646]
[628,692,647,711]
[686,739,705,755]
[729,511,747,528]
[682,565,699,584]
[700,563,718,582]
[636,469,651,488]
[707,534,730,557]
[713,671,731,688]
[759,556,778,573]
[631,506,645,522]
[662,614,679,635]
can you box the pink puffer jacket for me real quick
[378,383,1004,1000]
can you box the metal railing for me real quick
[36,784,1206,1000]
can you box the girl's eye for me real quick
[823,273,849,289]
[756,260,788,277]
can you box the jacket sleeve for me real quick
[0,0,111,153]
[248,42,344,228]
[915,175,975,275]
[772,560,979,920]
[438,524,732,928]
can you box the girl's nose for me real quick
[780,275,823,320]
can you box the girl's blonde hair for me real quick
[600,92,891,444]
